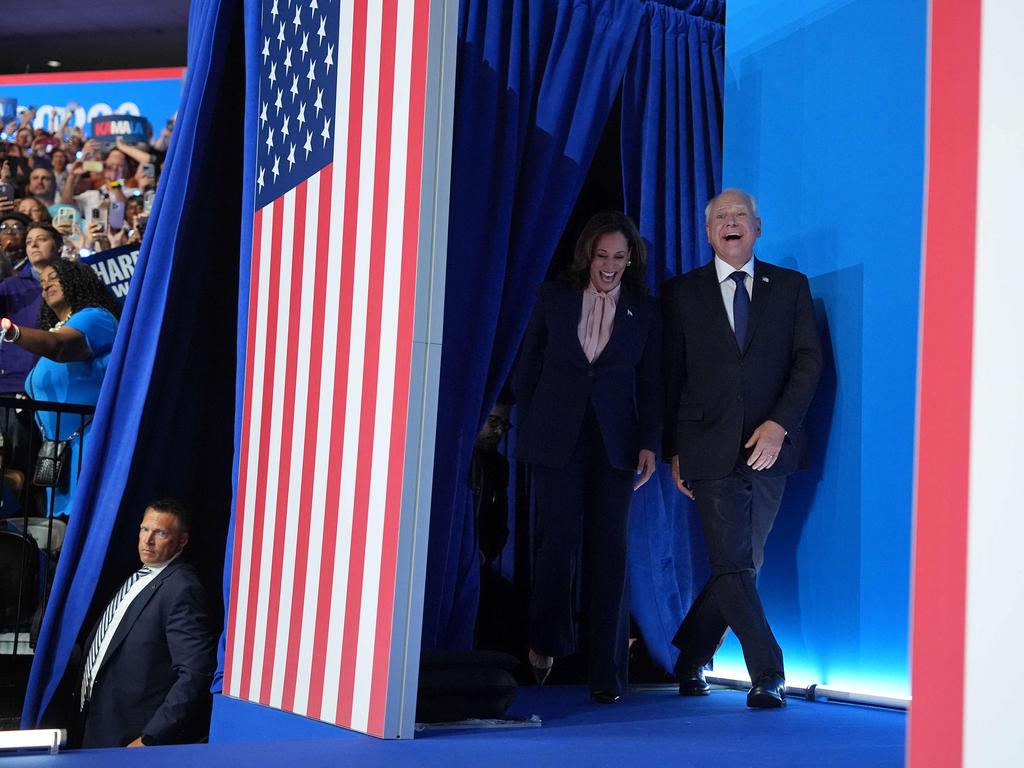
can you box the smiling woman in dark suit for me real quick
[513,211,661,703]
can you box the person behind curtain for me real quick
[1,259,120,518]
[513,211,661,703]
[77,499,215,747]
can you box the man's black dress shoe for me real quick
[590,690,620,704]
[677,666,711,696]
[746,674,786,708]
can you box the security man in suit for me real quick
[79,498,215,746]
[662,189,821,707]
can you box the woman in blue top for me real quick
[1,259,119,517]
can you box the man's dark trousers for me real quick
[674,465,786,679]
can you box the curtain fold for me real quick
[22,0,247,727]
[620,1,724,673]
[423,0,645,650]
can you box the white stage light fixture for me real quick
[0,728,66,755]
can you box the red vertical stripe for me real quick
[224,207,265,693]
[368,0,431,734]
[335,0,400,726]
[908,1,981,765]
[238,197,286,698]
[259,181,309,704]
[306,0,370,721]
[280,167,334,711]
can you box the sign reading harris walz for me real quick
[81,244,137,301]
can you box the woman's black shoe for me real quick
[590,690,621,704]
[528,650,554,686]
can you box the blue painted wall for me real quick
[715,0,926,696]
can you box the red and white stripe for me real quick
[223,0,431,737]
[910,1,1024,765]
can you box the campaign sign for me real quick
[0,68,184,138]
[81,244,137,302]
[92,114,152,144]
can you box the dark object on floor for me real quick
[747,674,787,708]
[676,665,711,696]
[590,690,620,704]
[416,650,519,723]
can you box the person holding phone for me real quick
[114,138,158,192]
[0,212,30,272]
[1,259,120,518]
[0,160,18,215]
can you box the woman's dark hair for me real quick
[565,211,648,295]
[38,258,121,329]
[26,221,62,250]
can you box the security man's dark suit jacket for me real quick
[514,281,662,469]
[80,559,215,748]
[662,258,821,478]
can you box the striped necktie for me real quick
[81,566,152,707]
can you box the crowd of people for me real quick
[0,103,173,520]
[0,103,172,261]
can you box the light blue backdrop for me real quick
[714,0,926,697]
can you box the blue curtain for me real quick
[621,0,725,672]
[212,0,260,695]
[22,0,246,726]
[422,0,646,650]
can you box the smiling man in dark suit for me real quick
[79,499,215,747]
[662,188,821,708]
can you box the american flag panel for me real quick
[224,0,431,737]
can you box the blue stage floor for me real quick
[16,685,906,767]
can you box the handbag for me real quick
[32,417,92,491]
[34,438,71,489]
[26,368,93,492]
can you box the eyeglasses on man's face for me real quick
[0,223,25,233]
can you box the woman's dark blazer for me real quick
[513,281,662,471]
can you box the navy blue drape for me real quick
[423,0,645,650]
[621,0,724,672]
[623,1,724,283]
[23,0,246,726]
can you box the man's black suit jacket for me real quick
[81,559,215,748]
[514,281,662,470]
[662,258,822,479]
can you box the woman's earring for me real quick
[627,261,632,266]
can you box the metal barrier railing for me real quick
[0,395,95,725]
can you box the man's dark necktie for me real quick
[730,271,749,346]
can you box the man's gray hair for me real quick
[705,188,759,225]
